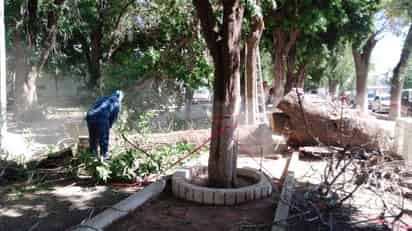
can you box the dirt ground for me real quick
[0,99,407,231]
[108,184,277,231]
[0,179,141,231]
[2,153,410,231]
[4,99,89,161]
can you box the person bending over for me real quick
[86,90,123,160]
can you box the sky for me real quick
[370,31,405,78]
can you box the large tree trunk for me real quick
[296,66,306,89]
[14,2,36,117]
[284,44,297,94]
[14,0,65,117]
[285,61,306,95]
[352,35,377,115]
[85,0,105,94]
[389,25,412,120]
[277,91,393,152]
[27,0,38,48]
[14,30,37,118]
[0,0,7,147]
[194,0,244,188]
[245,13,264,125]
[353,51,368,113]
[245,43,257,124]
[271,28,299,106]
[184,87,193,121]
[89,26,103,92]
[328,78,339,98]
[16,67,38,118]
[272,29,286,106]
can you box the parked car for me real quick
[402,89,412,116]
[367,86,390,109]
[192,87,212,104]
[371,94,391,113]
[367,92,375,109]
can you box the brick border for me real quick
[172,167,272,205]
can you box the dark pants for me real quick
[87,119,110,158]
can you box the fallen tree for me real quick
[120,124,285,155]
[276,91,394,153]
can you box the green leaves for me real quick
[102,0,212,96]
[242,0,263,17]
[384,0,412,21]
[78,142,198,184]
[78,150,111,183]
[110,149,140,183]
[402,58,412,89]
[95,165,112,183]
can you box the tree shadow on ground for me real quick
[107,182,277,231]
[0,178,139,231]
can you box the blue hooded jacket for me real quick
[86,91,121,128]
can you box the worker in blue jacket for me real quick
[86,90,123,159]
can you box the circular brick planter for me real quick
[172,167,272,205]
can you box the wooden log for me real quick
[299,146,335,158]
[271,152,299,231]
[276,91,394,152]
[77,136,89,154]
[36,147,73,169]
[280,152,299,182]
[127,125,286,154]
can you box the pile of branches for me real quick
[285,146,411,231]
[232,90,411,231]
[284,90,411,230]
[0,148,77,192]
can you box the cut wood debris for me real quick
[276,91,394,153]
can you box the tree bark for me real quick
[271,28,300,107]
[284,44,297,94]
[277,91,393,152]
[297,65,306,88]
[245,13,264,125]
[353,50,368,113]
[14,29,35,117]
[0,0,7,148]
[184,87,193,121]
[14,0,65,117]
[296,65,306,89]
[88,4,104,93]
[272,29,286,106]
[38,0,65,72]
[389,24,412,120]
[26,0,38,48]
[328,78,339,97]
[193,0,244,188]
[89,30,103,92]
[284,56,307,95]
[352,35,377,115]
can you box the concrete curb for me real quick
[70,179,166,231]
[271,152,299,231]
[172,167,272,205]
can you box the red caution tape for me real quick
[370,218,412,231]
[111,178,150,188]
[111,116,239,188]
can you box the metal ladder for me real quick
[255,48,268,125]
